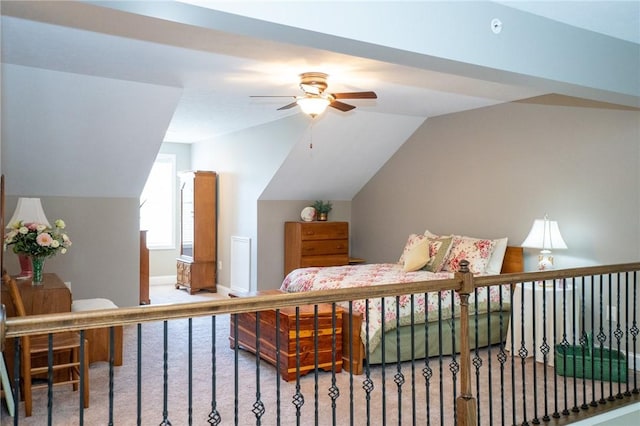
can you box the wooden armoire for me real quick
[176,171,217,294]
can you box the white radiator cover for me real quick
[230,236,251,293]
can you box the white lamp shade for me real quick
[7,198,51,228]
[297,97,330,117]
[521,218,567,250]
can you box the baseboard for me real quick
[150,275,176,286]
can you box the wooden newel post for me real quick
[455,259,477,426]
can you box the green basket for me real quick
[555,334,628,382]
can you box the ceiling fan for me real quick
[252,72,377,117]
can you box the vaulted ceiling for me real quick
[1,1,638,199]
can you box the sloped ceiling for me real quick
[1,1,638,200]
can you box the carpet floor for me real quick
[1,285,637,425]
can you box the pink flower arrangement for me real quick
[4,219,72,258]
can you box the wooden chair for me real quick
[3,273,89,417]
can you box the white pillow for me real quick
[402,238,430,272]
[485,237,509,275]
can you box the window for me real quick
[140,153,176,249]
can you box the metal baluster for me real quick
[472,288,482,424]
[607,273,615,402]
[589,275,598,408]
[422,293,432,426]
[348,301,355,425]
[394,295,404,426]
[207,315,221,425]
[275,309,282,426]
[560,278,570,416]
[362,299,373,426]
[631,271,639,393]
[614,273,624,399]
[47,333,53,424]
[448,290,459,426]
[517,283,528,423]
[137,323,142,426]
[79,329,86,426]
[551,279,561,419]
[159,320,172,425]
[380,297,387,423]
[13,336,20,426]
[496,285,508,425]
[533,281,557,422]
[314,305,319,426]
[409,295,416,424]
[188,318,193,425]
[623,272,632,398]
[579,277,589,411]
[437,293,444,426]
[233,313,239,424]
[569,277,580,414]
[508,283,516,426]
[292,307,304,425]
[329,303,340,424]
[596,275,607,404]
[253,311,265,424]
[108,327,114,425]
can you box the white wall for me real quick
[191,114,309,291]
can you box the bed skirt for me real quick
[365,311,510,365]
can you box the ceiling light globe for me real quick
[297,97,330,118]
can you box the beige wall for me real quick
[4,195,139,307]
[257,200,351,290]
[352,100,640,270]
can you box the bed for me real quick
[280,232,524,374]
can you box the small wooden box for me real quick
[230,302,342,381]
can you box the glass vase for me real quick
[31,257,45,285]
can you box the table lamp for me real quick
[521,214,567,271]
[6,198,50,279]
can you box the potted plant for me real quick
[312,200,332,221]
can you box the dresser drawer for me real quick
[298,222,348,241]
[301,239,348,256]
[299,255,349,268]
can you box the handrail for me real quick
[474,262,640,287]
[3,277,462,339]
[3,262,640,341]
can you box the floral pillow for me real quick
[423,236,454,272]
[398,234,428,265]
[442,236,496,274]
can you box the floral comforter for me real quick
[280,263,511,352]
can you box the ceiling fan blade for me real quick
[277,101,299,111]
[332,91,377,100]
[329,100,356,112]
[250,95,297,98]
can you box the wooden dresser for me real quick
[284,221,349,276]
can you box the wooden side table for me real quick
[229,290,343,381]
[1,273,72,382]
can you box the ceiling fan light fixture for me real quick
[297,96,330,118]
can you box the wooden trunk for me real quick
[230,304,342,381]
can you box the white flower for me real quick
[55,219,66,229]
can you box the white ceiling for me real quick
[1,1,638,200]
